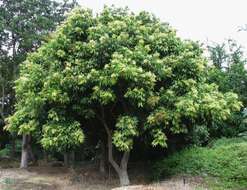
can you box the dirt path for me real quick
[0,166,205,190]
[0,166,119,190]
[0,168,63,190]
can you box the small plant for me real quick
[0,148,11,158]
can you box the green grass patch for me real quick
[152,138,247,189]
[1,178,16,185]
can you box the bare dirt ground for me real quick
[0,163,206,190]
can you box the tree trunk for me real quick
[118,151,130,186]
[70,150,75,168]
[0,83,5,120]
[119,169,130,186]
[25,135,36,165]
[12,32,18,80]
[28,144,36,164]
[97,108,130,186]
[43,150,48,163]
[11,137,16,158]
[20,134,29,168]
[64,152,69,167]
[105,124,130,186]
[99,141,106,174]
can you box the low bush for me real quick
[152,138,247,189]
[0,140,22,158]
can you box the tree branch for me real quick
[107,131,121,173]
[0,82,5,121]
[96,106,121,173]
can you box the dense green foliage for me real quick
[0,0,77,149]
[6,7,241,152]
[1,5,243,186]
[153,137,247,189]
[207,40,247,138]
[207,39,247,105]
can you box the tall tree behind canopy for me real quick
[207,39,247,137]
[207,39,247,105]
[0,0,77,149]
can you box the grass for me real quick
[1,178,15,185]
[152,137,247,189]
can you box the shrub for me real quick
[0,140,22,158]
[152,138,247,189]
[0,147,11,158]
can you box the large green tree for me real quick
[6,7,241,186]
[0,0,77,155]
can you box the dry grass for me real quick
[113,176,206,190]
[0,163,206,190]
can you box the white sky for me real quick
[78,0,247,49]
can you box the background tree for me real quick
[207,42,228,69]
[6,7,241,186]
[207,39,247,137]
[0,0,77,161]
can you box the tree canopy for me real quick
[0,0,77,156]
[0,0,77,125]
[6,7,241,186]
